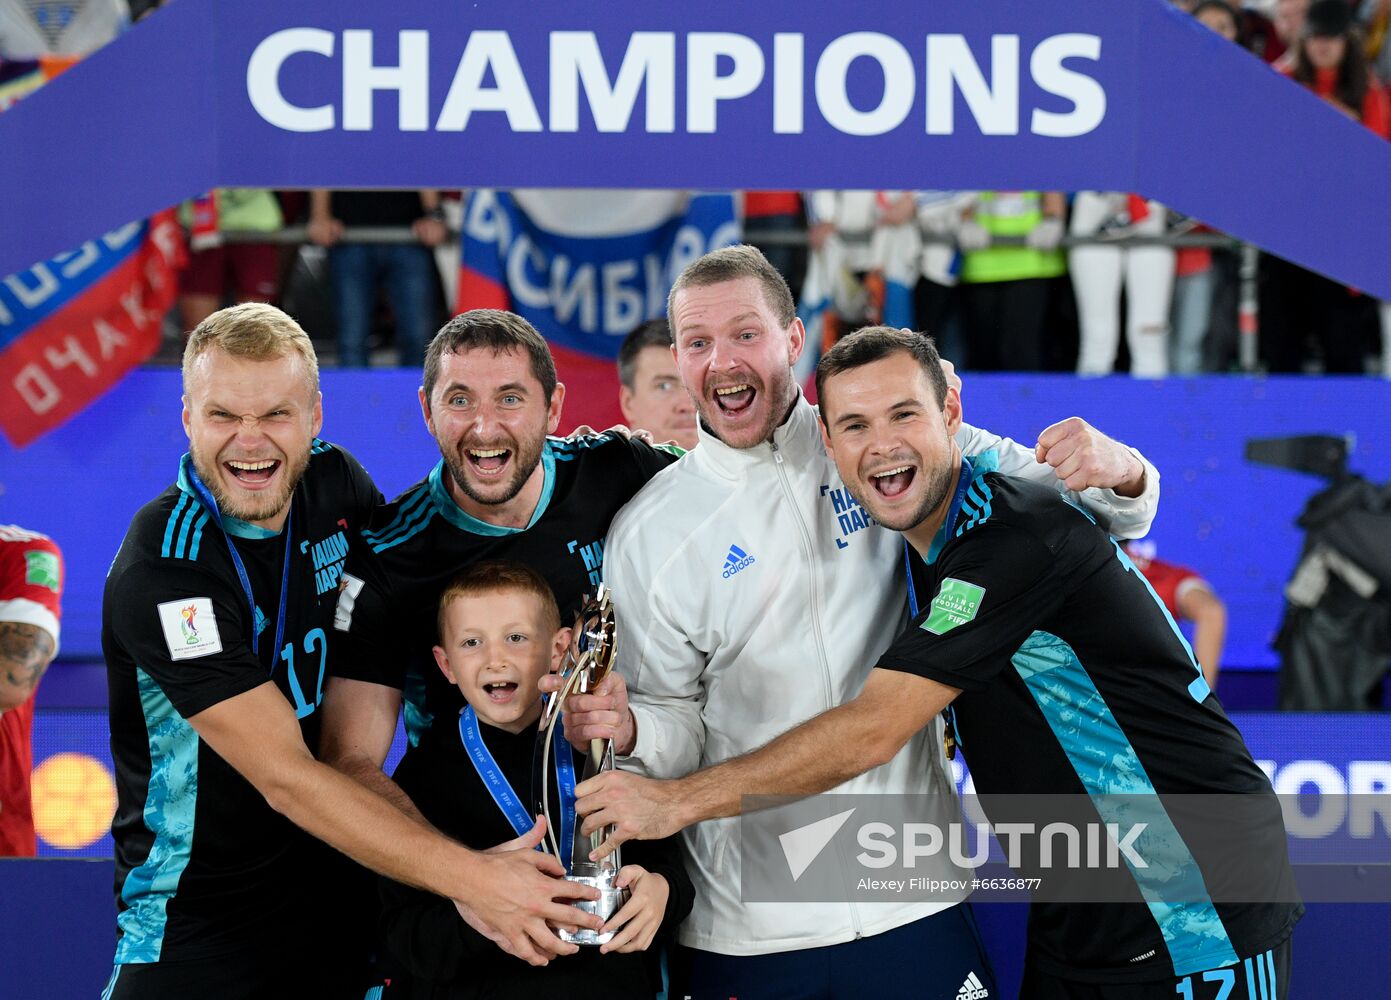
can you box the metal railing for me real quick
[211,226,1384,376]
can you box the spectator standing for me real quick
[0,525,62,857]
[1170,3,1244,374]
[956,191,1067,371]
[308,190,448,368]
[913,191,975,365]
[742,191,805,296]
[1070,193,1176,377]
[1261,0,1389,373]
[806,190,920,328]
[1271,0,1311,67]
[178,189,286,331]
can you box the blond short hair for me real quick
[436,561,563,645]
[183,303,320,394]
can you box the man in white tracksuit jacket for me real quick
[563,246,1158,999]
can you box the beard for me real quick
[850,429,957,534]
[191,444,309,525]
[696,363,798,450]
[442,426,546,508]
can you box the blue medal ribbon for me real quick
[459,705,576,867]
[185,461,292,668]
[904,456,974,755]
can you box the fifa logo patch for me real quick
[24,549,60,591]
[157,597,223,660]
[922,578,985,635]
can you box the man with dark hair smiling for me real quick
[579,326,1298,999]
[320,308,681,835]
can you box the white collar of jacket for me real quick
[692,389,825,480]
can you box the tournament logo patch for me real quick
[922,578,985,635]
[157,597,223,660]
[334,573,365,632]
[24,550,60,591]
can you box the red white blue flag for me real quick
[0,212,184,447]
[457,190,738,430]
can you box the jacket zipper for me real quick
[769,438,865,939]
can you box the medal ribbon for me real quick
[460,705,576,865]
[185,461,292,669]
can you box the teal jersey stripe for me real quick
[173,502,199,559]
[957,480,994,536]
[548,432,609,460]
[185,510,210,560]
[1010,631,1238,976]
[310,438,334,454]
[426,444,556,537]
[363,486,433,551]
[115,668,200,964]
[925,449,1000,563]
[403,668,432,747]
[160,493,191,559]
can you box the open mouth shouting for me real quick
[463,446,513,478]
[224,458,281,490]
[480,679,521,704]
[712,382,757,416]
[870,464,917,499]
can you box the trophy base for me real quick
[558,863,631,946]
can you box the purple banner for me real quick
[0,0,1387,298]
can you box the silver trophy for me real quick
[535,584,630,946]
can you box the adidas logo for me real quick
[721,544,756,579]
[956,972,989,999]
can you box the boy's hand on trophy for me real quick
[541,671,637,756]
[574,770,680,859]
[599,866,669,954]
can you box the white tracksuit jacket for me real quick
[606,395,1159,955]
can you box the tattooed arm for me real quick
[0,622,56,712]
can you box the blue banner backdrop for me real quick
[2,371,1387,669]
[1,0,1389,297]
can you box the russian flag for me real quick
[0,211,184,447]
[456,190,739,431]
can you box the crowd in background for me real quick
[4,0,1391,376]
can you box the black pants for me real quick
[1259,253,1371,373]
[102,953,322,1000]
[961,278,1052,371]
[1020,936,1292,1000]
[669,902,996,1000]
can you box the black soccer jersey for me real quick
[374,715,693,999]
[103,441,382,966]
[333,431,678,743]
[875,451,1301,984]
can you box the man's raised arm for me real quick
[957,416,1159,539]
